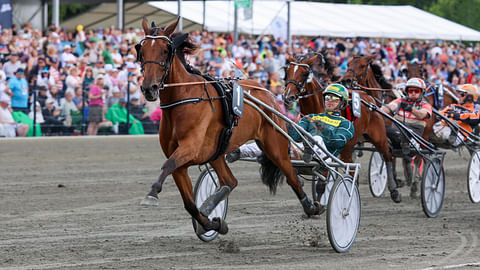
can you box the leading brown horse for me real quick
[137,18,321,236]
[282,52,402,202]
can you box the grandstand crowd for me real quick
[0,22,480,137]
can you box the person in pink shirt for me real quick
[87,75,105,135]
[149,105,162,131]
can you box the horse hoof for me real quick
[213,217,229,235]
[140,195,159,206]
[195,221,208,235]
[314,201,326,215]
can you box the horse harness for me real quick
[346,56,373,88]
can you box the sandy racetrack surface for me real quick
[1,135,480,270]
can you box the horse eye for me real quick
[163,50,168,54]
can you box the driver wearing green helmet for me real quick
[226,83,354,163]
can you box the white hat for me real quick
[96,74,104,80]
[104,64,113,71]
[126,54,135,60]
[126,62,136,69]
[46,98,56,104]
[0,95,10,103]
[112,87,120,93]
[64,44,71,50]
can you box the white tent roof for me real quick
[148,1,480,41]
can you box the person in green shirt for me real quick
[226,83,354,163]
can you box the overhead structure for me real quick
[148,1,480,41]
[60,1,480,41]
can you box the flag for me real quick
[270,17,287,42]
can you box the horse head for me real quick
[341,54,375,89]
[282,53,330,107]
[407,61,427,80]
[136,18,179,101]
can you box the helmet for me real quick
[457,84,479,101]
[76,24,84,32]
[405,77,426,92]
[323,83,349,102]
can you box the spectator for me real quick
[3,53,21,79]
[59,89,78,126]
[129,97,156,134]
[8,68,29,113]
[0,96,29,136]
[41,98,64,135]
[87,74,105,135]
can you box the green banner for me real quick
[235,0,251,8]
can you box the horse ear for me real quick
[286,54,294,63]
[164,17,180,37]
[142,17,150,35]
[367,54,376,61]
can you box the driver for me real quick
[433,84,480,146]
[226,83,354,163]
[381,77,433,198]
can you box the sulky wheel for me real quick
[468,150,480,203]
[421,158,445,218]
[327,176,361,253]
[368,151,387,197]
[192,167,228,242]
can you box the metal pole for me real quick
[233,1,238,43]
[43,0,48,31]
[177,0,183,31]
[202,0,206,31]
[287,0,291,49]
[126,80,130,134]
[52,0,59,27]
[32,82,37,137]
[117,0,124,31]
[81,88,86,135]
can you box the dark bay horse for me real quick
[282,53,401,202]
[137,18,321,235]
[341,55,395,105]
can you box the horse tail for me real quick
[258,153,285,195]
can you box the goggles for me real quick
[407,88,421,94]
[325,95,341,102]
[459,92,467,97]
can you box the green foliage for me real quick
[428,0,480,31]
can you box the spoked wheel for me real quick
[368,152,387,197]
[467,150,480,203]
[421,158,445,218]
[327,176,361,253]
[192,167,228,242]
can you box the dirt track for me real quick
[1,136,480,270]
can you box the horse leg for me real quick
[197,158,238,217]
[141,144,199,206]
[260,136,320,216]
[172,167,228,235]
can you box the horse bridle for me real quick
[135,30,175,91]
[345,57,372,88]
[283,61,319,102]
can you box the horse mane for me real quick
[371,63,392,89]
[170,32,202,75]
[321,49,341,82]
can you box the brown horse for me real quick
[137,18,321,235]
[341,55,395,105]
[283,52,401,202]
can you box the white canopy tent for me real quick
[148,1,480,41]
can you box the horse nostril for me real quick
[152,84,159,91]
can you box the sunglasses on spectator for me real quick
[407,88,421,94]
[325,95,341,102]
